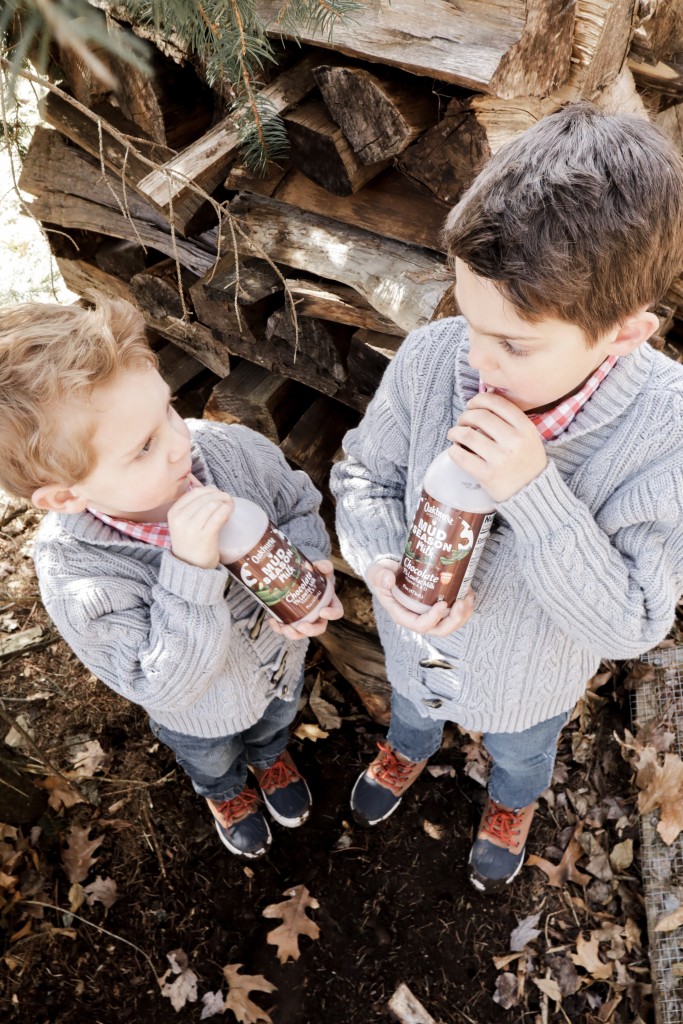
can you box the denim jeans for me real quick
[149,673,305,802]
[387,689,570,809]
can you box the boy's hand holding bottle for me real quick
[168,477,342,639]
[367,559,475,637]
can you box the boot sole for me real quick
[350,775,402,827]
[214,819,272,859]
[467,846,524,894]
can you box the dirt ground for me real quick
[0,496,661,1024]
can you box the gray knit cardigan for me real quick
[330,317,683,734]
[33,420,331,739]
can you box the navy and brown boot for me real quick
[207,787,272,858]
[351,742,428,826]
[251,750,312,827]
[469,796,536,894]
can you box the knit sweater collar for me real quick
[51,436,211,549]
[452,318,655,448]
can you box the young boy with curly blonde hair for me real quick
[0,297,341,858]
[331,103,683,893]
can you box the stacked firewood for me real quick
[20,0,683,720]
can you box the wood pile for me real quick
[20,0,683,721]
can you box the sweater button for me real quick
[422,698,443,709]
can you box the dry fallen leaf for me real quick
[533,976,563,1004]
[200,990,226,1020]
[422,820,444,840]
[492,972,519,1009]
[223,964,277,1024]
[158,948,198,1013]
[461,737,490,787]
[570,933,613,981]
[510,912,542,952]
[655,903,683,933]
[293,722,328,742]
[636,751,683,845]
[309,676,341,731]
[69,739,112,777]
[263,884,320,963]
[61,826,104,884]
[36,775,84,812]
[609,838,634,872]
[84,875,118,910]
[527,828,591,888]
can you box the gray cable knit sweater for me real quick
[33,420,331,739]
[330,317,683,734]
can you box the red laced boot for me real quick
[469,796,536,894]
[351,741,428,826]
[251,750,311,827]
[207,786,271,858]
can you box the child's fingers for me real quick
[426,590,475,637]
[376,588,450,633]
[312,558,335,576]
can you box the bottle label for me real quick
[225,525,327,625]
[394,490,495,607]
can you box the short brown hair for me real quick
[0,296,155,499]
[443,102,683,343]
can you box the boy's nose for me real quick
[467,339,497,374]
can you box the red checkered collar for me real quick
[86,508,172,548]
[479,355,618,441]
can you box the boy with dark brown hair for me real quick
[331,103,683,893]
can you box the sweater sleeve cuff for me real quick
[497,461,578,541]
[158,551,229,604]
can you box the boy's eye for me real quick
[500,339,529,357]
[137,438,153,458]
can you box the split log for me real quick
[265,308,350,396]
[227,193,449,333]
[136,51,325,229]
[205,257,284,306]
[279,395,358,490]
[130,258,196,321]
[283,97,390,195]
[95,239,148,280]
[313,64,438,163]
[285,279,404,337]
[630,0,683,66]
[153,342,207,395]
[255,0,576,98]
[57,19,113,108]
[55,257,230,376]
[225,161,290,196]
[204,361,311,444]
[272,168,446,252]
[39,91,174,198]
[317,616,390,724]
[347,329,403,400]
[629,55,683,99]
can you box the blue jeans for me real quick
[387,689,570,809]
[149,674,305,802]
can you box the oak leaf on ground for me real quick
[636,751,683,845]
[84,875,118,910]
[526,827,591,888]
[655,902,683,933]
[309,676,341,731]
[293,723,328,742]
[69,739,112,777]
[263,884,320,963]
[223,964,277,1023]
[570,933,613,981]
[492,972,518,1009]
[61,825,103,884]
[36,775,84,812]
[509,912,541,952]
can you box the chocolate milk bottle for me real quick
[392,449,495,614]
[217,497,333,625]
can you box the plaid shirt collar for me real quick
[86,508,172,548]
[479,355,618,441]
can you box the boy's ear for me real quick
[608,309,660,355]
[32,484,89,514]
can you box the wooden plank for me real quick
[284,279,404,337]
[136,51,326,222]
[273,167,446,251]
[255,0,576,98]
[279,395,358,490]
[347,329,403,400]
[227,193,449,332]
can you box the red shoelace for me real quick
[371,742,419,794]
[480,801,524,849]
[214,788,261,826]
[258,756,300,793]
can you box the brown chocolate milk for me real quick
[218,497,333,625]
[392,449,494,614]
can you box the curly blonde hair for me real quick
[0,295,156,499]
